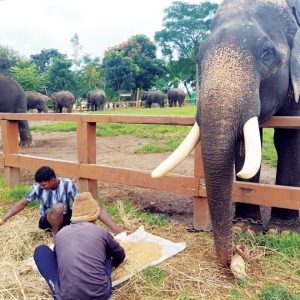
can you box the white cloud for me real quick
[0,0,221,58]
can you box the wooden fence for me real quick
[1,113,300,230]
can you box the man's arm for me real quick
[0,199,29,224]
[98,207,123,234]
[106,231,125,268]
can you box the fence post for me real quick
[193,142,211,230]
[1,120,20,187]
[77,121,98,198]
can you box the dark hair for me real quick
[34,166,56,182]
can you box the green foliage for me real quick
[30,49,65,73]
[261,284,299,300]
[0,45,22,75]
[155,1,218,88]
[143,266,168,286]
[10,62,46,91]
[262,128,278,167]
[46,57,79,94]
[103,50,137,94]
[104,34,167,93]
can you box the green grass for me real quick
[234,230,300,258]
[103,199,169,227]
[0,177,37,207]
[262,128,278,167]
[143,266,168,286]
[261,284,300,300]
[30,106,278,165]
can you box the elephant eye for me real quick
[261,47,277,67]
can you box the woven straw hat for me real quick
[71,192,100,222]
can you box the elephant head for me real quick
[152,0,300,267]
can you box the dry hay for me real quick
[0,204,299,300]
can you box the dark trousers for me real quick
[34,245,113,299]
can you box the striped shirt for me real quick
[25,178,79,217]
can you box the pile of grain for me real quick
[112,240,162,281]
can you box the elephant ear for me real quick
[289,0,300,102]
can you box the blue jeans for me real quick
[34,245,113,299]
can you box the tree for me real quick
[155,1,218,99]
[70,33,83,69]
[0,45,21,75]
[107,35,167,91]
[102,50,137,98]
[45,57,78,94]
[30,49,65,73]
[80,54,103,95]
[10,62,46,91]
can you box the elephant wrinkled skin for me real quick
[0,76,33,145]
[153,0,300,267]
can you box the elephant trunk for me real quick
[199,44,260,266]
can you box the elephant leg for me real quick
[267,128,300,231]
[234,130,263,229]
[18,120,33,146]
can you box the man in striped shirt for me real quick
[0,166,123,235]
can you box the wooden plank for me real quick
[0,113,195,125]
[1,120,19,155]
[262,116,300,128]
[0,153,4,167]
[77,122,97,196]
[80,164,197,196]
[198,181,300,210]
[193,142,211,230]
[1,120,20,187]
[79,114,195,125]
[6,154,80,178]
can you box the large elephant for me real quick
[167,88,186,107]
[0,76,33,145]
[51,91,75,113]
[86,89,106,111]
[141,91,165,108]
[152,0,300,267]
[26,91,49,113]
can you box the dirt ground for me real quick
[0,122,276,226]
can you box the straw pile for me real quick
[0,207,53,300]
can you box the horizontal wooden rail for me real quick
[3,154,300,210]
[0,113,195,125]
[4,154,197,196]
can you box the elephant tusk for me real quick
[237,116,261,179]
[151,122,200,178]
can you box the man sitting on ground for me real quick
[34,192,125,300]
[0,166,123,235]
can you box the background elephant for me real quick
[51,91,75,113]
[86,89,106,111]
[141,91,165,108]
[0,76,33,145]
[167,88,186,107]
[26,91,49,113]
[153,0,300,267]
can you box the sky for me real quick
[0,0,221,60]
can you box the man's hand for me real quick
[0,219,4,226]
